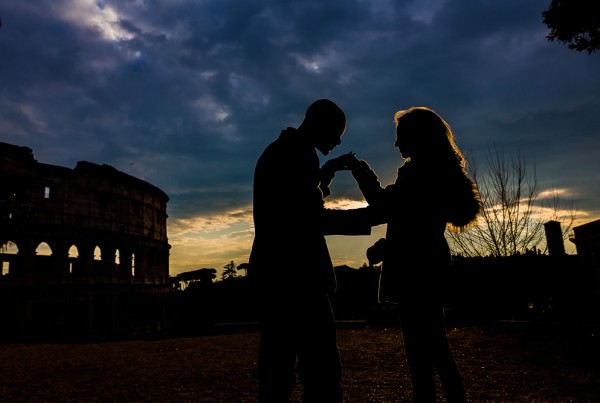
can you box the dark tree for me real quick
[542,0,600,54]
[237,262,249,276]
[446,147,575,257]
[177,267,217,284]
[221,260,237,280]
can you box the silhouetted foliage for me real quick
[166,255,600,336]
[171,268,217,291]
[221,260,237,281]
[446,254,600,326]
[542,0,600,54]
[177,267,217,283]
[237,262,249,276]
[167,269,257,337]
[447,147,575,257]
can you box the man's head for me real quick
[299,99,346,155]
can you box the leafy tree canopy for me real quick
[542,0,600,54]
[221,260,237,280]
[176,268,217,283]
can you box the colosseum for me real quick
[0,141,171,341]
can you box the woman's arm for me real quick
[348,157,385,205]
[321,152,386,204]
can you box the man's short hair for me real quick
[305,99,346,135]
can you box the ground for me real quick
[0,322,599,402]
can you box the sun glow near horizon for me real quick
[168,207,254,276]
[168,197,377,276]
[167,193,596,277]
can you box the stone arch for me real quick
[112,248,121,277]
[93,245,102,260]
[113,247,133,279]
[1,142,171,340]
[33,241,54,277]
[35,241,52,256]
[1,240,19,253]
[131,252,136,277]
[1,240,19,276]
[68,245,79,274]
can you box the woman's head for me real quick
[394,106,464,166]
[395,107,481,230]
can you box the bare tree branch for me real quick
[447,147,576,258]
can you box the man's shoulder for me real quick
[261,127,314,158]
[274,127,303,148]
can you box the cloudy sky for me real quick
[2,0,599,276]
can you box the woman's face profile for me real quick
[394,125,413,159]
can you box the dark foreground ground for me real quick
[1,322,599,402]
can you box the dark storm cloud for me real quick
[1,0,599,226]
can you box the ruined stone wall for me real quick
[571,219,600,263]
[0,142,171,340]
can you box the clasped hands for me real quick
[319,152,361,198]
[321,151,363,175]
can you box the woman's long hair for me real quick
[394,106,465,167]
[395,106,481,231]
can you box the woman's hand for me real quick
[321,151,360,174]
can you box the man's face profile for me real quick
[316,129,344,156]
[303,99,346,155]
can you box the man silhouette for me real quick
[249,99,376,402]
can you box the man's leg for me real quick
[258,321,297,403]
[297,293,343,403]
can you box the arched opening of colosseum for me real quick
[1,241,18,276]
[93,246,101,261]
[35,242,52,276]
[115,249,121,271]
[68,245,79,274]
[2,142,171,340]
[36,242,52,256]
[93,245,102,275]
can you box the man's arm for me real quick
[320,206,382,236]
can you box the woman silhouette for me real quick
[337,106,481,402]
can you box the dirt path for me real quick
[1,323,599,402]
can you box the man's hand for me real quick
[367,237,386,266]
[321,151,360,174]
